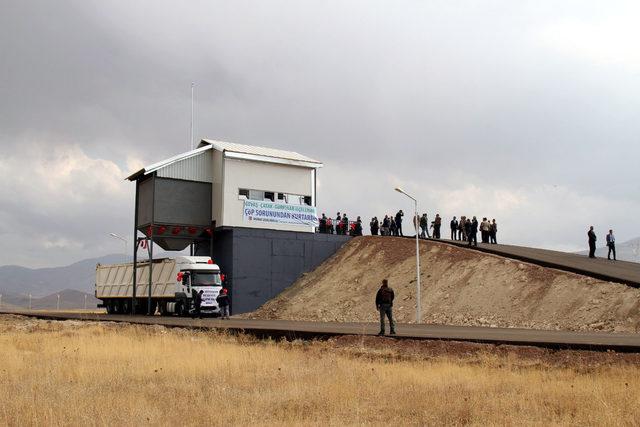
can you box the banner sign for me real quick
[243,200,318,227]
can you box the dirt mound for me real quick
[246,237,640,333]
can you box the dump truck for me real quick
[95,256,224,316]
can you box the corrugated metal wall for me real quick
[157,150,212,182]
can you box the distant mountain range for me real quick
[0,252,174,310]
[575,237,640,263]
[0,254,129,298]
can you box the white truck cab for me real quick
[175,256,223,315]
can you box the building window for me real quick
[249,190,264,201]
[239,188,312,206]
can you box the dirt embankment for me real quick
[247,237,640,333]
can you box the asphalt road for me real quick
[4,310,640,352]
[421,237,640,287]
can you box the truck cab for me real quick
[175,256,224,316]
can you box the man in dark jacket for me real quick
[319,213,327,234]
[216,288,230,319]
[193,289,203,318]
[395,210,404,237]
[469,217,478,246]
[370,217,379,235]
[433,214,442,239]
[450,217,458,240]
[375,279,396,335]
[588,226,597,258]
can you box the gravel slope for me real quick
[246,236,640,333]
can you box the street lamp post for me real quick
[109,233,128,257]
[395,187,421,323]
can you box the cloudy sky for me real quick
[1,0,639,267]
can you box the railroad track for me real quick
[3,310,640,352]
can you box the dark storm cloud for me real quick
[1,0,639,266]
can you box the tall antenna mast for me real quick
[190,82,195,150]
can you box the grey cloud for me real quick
[1,0,639,266]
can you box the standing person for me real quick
[382,215,390,236]
[395,210,404,237]
[480,218,489,243]
[193,289,203,318]
[588,226,597,258]
[319,213,327,234]
[450,216,458,240]
[606,229,616,261]
[433,214,442,239]
[342,213,349,235]
[470,217,479,246]
[216,288,230,319]
[370,217,379,235]
[335,212,342,235]
[375,279,396,335]
[354,216,363,236]
[390,218,398,236]
[420,213,429,239]
[327,217,334,234]
[459,216,466,241]
[464,219,472,246]
[490,219,498,244]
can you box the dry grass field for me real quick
[1,314,639,426]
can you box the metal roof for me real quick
[127,139,323,181]
[126,145,212,181]
[200,139,323,168]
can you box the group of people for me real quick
[319,209,500,245]
[367,211,499,247]
[448,216,498,246]
[369,210,406,236]
[588,227,617,261]
[191,288,231,319]
[318,213,364,236]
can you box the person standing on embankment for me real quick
[375,279,396,336]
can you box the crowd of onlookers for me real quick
[318,212,364,236]
[317,210,499,245]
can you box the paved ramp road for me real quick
[423,238,640,287]
[3,310,640,352]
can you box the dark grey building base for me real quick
[196,228,351,314]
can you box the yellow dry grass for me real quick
[0,316,639,426]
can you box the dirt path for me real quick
[246,237,640,333]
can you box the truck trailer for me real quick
[95,256,224,316]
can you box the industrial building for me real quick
[127,139,349,313]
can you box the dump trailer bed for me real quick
[96,258,177,300]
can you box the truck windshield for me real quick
[190,272,221,286]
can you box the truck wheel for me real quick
[106,301,116,314]
[110,300,119,314]
[176,301,187,316]
[121,300,130,315]
[158,302,168,316]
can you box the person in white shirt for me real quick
[606,229,616,261]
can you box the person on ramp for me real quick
[588,226,597,258]
[375,279,396,335]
